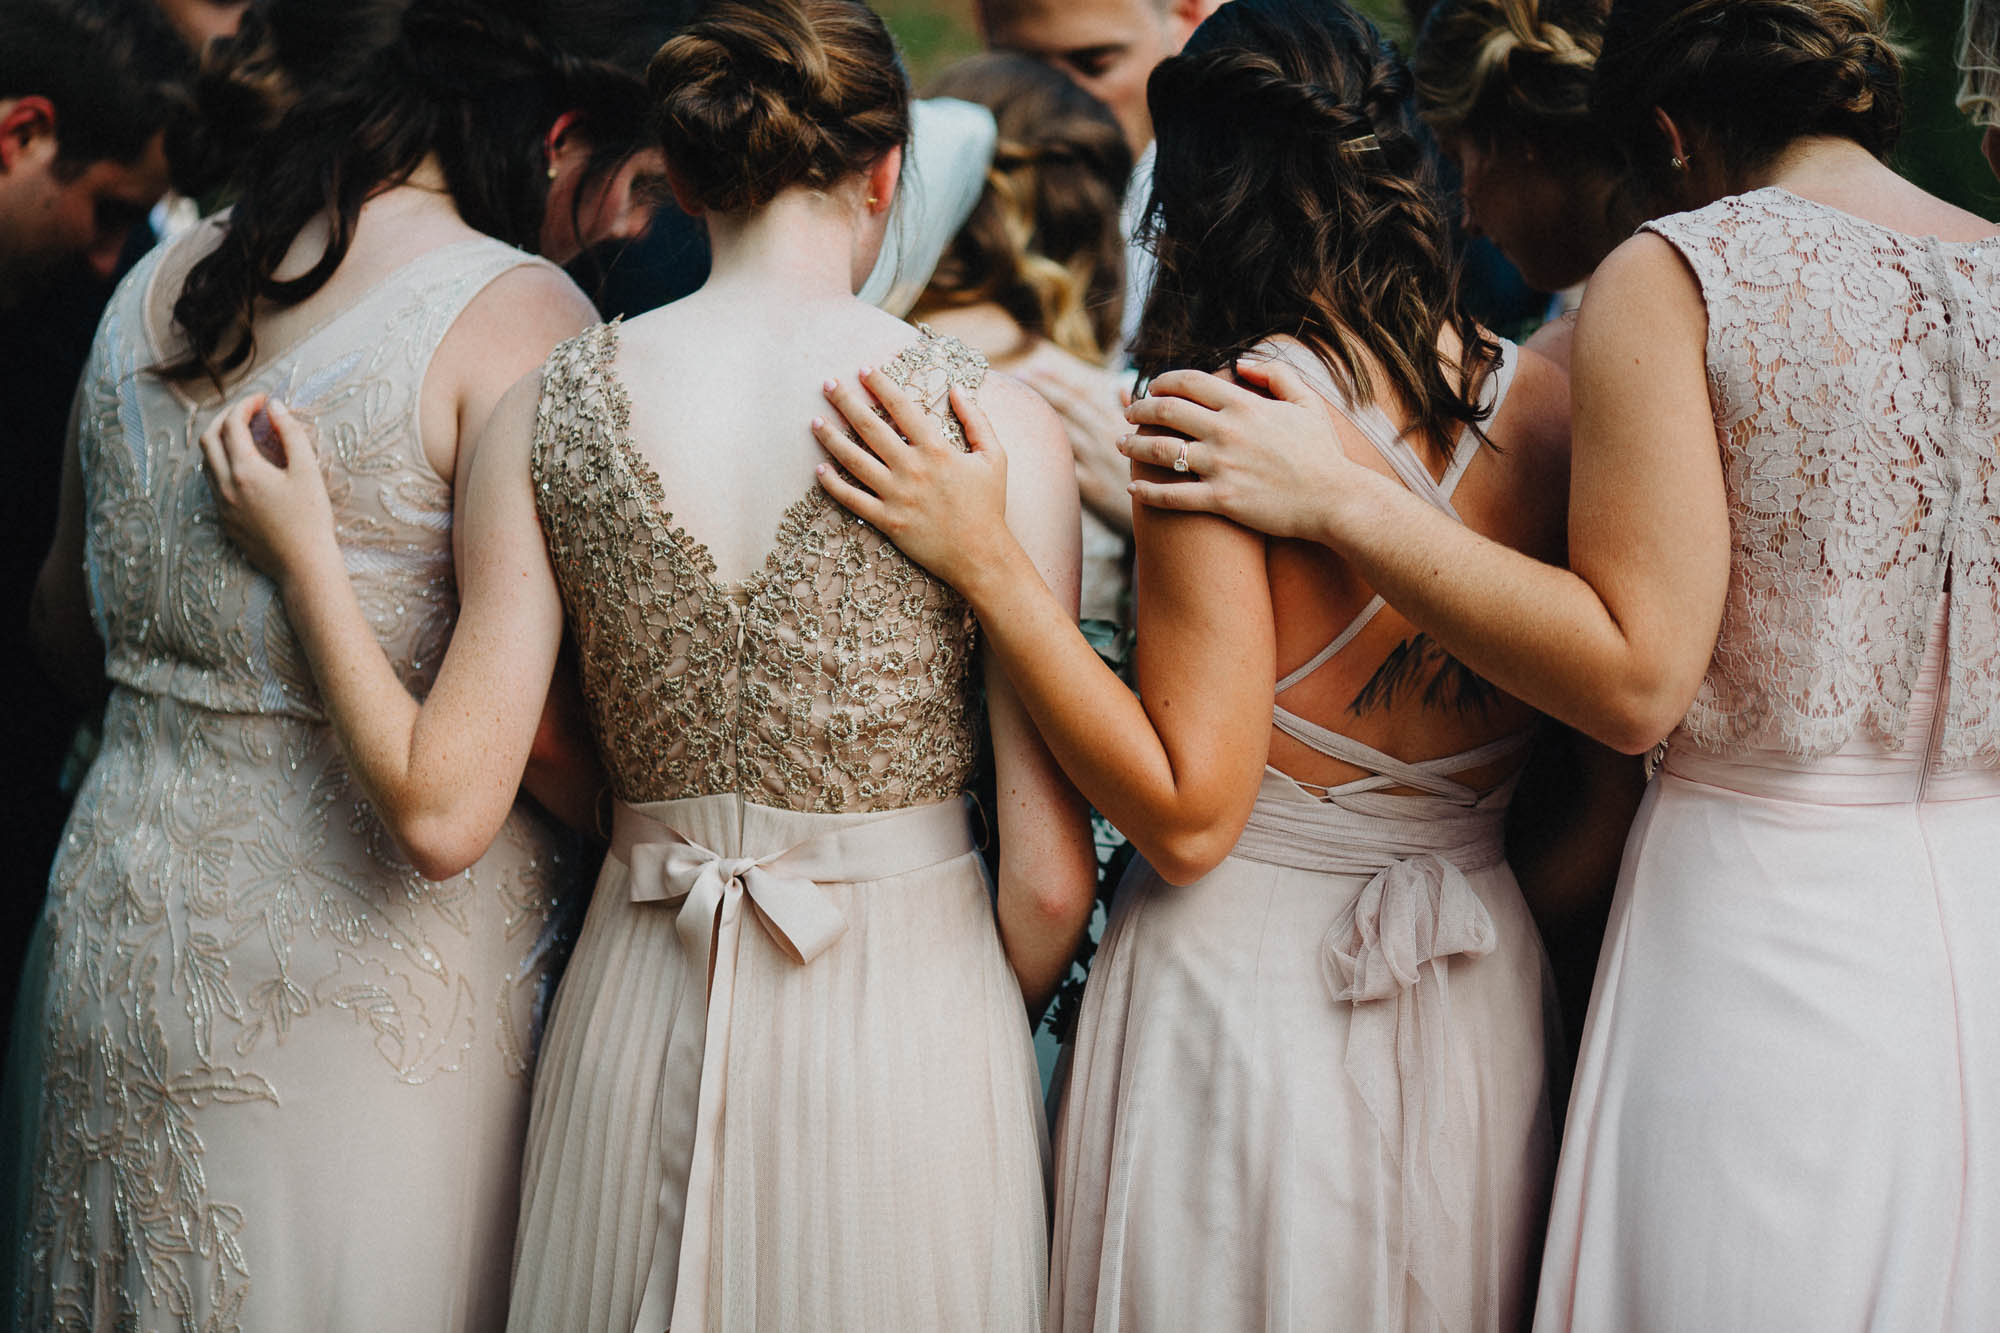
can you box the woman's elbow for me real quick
[396,811,491,882]
[1144,821,1242,888]
[1588,682,1688,756]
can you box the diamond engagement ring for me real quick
[1173,441,1191,473]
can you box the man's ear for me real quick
[0,97,59,174]
[1163,0,1223,52]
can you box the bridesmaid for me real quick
[815,1,1583,1326]
[13,1,665,1328]
[1124,0,2000,1326]
[198,1,1098,1328]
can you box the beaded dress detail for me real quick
[11,235,578,1333]
[531,321,983,811]
[508,324,1049,1333]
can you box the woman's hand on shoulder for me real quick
[1120,359,1364,544]
[814,365,1026,601]
[200,393,340,593]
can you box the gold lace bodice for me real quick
[531,323,988,812]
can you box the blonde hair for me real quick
[914,54,1130,364]
[1964,0,2000,128]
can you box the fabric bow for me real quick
[1323,851,1498,1331]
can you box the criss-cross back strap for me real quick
[1272,703,1532,801]
[1252,337,1518,699]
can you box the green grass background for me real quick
[877,0,1996,216]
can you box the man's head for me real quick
[976,0,1221,155]
[0,0,188,304]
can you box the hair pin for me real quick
[1342,133,1382,154]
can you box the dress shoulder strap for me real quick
[1258,336,1518,696]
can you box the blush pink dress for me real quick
[505,325,1050,1333]
[1051,341,1556,1333]
[1534,188,2000,1330]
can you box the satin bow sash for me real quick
[615,795,977,1333]
[1235,791,1502,1330]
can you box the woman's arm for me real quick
[30,395,108,713]
[202,380,566,879]
[1120,235,1731,754]
[970,376,1100,1011]
[814,367,1275,886]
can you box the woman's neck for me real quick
[702,187,870,302]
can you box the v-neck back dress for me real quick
[1049,340,1556,1333]
[11,234,581,1333]
[506,323,1049,1333]
[1534,189,2000,1331]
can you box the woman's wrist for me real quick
[956,529,1039,614]
[275,533,347,610]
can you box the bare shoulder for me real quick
[976,370,1068,473]
[457,261,598,349]
[1586,231,1703,310]
[1496,338,1573,471]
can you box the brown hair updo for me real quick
[1594,0,1902,200]
[1414,0,1611,169]
[1134,0,1501,456]
[649,0,910,214]
[914,54,1131,365]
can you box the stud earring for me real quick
[866,194,880,207]
[547,163,559,181]
[1669,154,1689,173]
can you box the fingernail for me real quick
[858,365,874,379]
[811,416,826,431]
[815,464,827,475]
[823,378,838,392]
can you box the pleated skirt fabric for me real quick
[1049,780,1554,1332]
[506,795,1049,1333]
[1533,741,2000,1332]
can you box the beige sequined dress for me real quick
[506,325,1049,1332]
[11,235,580,1333]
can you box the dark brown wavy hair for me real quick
[914,53,1130,365]
[647,0,909,215]
[1595,0,1903,203]
[1132,0,1501,456]
[158,0,660,386]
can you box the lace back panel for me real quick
[1645,189,2000,767]
[531,324,988,813]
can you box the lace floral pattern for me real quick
[531,323,986,812]
[1646,189,2000,767]
[17,238,579,1332]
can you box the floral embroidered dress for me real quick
[505,324,1049,1333]
[1535,188,2000,1330]
[10,235,579,1333]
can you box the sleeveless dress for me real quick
[1533,189,2000,1330]
[507,324,1050,1333]
[9,236,581,1333]
[1051,341,1556,1333]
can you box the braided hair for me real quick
[1132,0,1501,457]
[1413,0,1611,169]
[159,0,656,387]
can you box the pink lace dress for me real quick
[1534,189,2000,1330]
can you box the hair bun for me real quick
[649,0,908,214]
[1595,0,1903,187]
